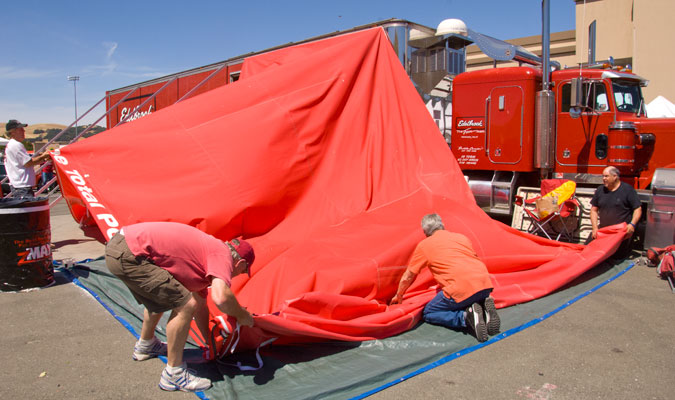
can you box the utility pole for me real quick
[67,75,80,138]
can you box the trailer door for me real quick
[487,86,523,164]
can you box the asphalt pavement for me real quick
[1,194,674,399]
[0,195,193,400]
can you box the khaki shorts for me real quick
[105,233,191,313]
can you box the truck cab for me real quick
[553,68,672,189]
[554,70,648,178]
[451,64,675,219]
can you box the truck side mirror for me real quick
[570,77,585,108]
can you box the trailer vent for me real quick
[411,48,464,75]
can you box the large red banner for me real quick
[53,28,624,349]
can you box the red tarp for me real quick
[53,28,625,349]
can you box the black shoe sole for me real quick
[483,297,501,336]
[467,303,488,342]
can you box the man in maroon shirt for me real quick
[105,222,255,393]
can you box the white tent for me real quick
[646,95,675,118]
[0,137,9,146]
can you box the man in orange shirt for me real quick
[390,213,500,342]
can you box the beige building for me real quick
[466,30,577,72]
[465,0,674,104]
[574,0,675,103]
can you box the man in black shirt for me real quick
[588,166,642,257]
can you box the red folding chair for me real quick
[515,179,581,241]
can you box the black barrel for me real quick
[0,197,54,291]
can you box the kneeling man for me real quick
[390,214,500,342]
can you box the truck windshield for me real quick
[612,80,643,114]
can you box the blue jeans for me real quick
[9,186,35,199]
[422,288,492,329]
[41,172,55,190]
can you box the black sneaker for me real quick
[482,296,501,336]
[465,303,488,342]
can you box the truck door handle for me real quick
[485,97,490,156]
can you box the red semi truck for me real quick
[452,65,674,212]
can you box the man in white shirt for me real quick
[4,120,51,198]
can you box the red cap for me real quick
[232,239,255,267]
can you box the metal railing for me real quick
[1,86,143,200]
[3,68,225,203]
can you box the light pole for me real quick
[67,75,79,138]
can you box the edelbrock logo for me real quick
[120,105,153,122]
[457,119,484,128]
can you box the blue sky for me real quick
[2,0,575,127]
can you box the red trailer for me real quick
[106,62,243,128]
[104,20,439,130]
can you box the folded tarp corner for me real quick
[53,27,624,350]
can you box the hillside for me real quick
[19,123,106,143]
[25,124,68,140]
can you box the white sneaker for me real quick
[132,337,167,361]
[159,365,212,392]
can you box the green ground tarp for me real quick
[61,257,633,400]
